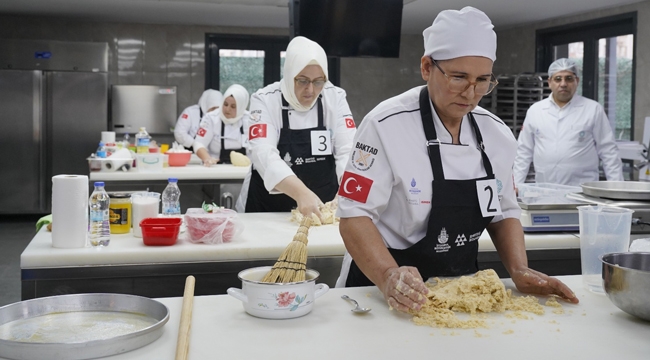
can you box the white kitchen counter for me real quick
[21,213,578,269]
[70,276,650,360]
[88,164,249,182]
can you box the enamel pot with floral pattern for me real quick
[227,266,330,319]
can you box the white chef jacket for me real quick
[235,81,356,212]
[174,104,202,148]
[192,109,250,159]
[513,95,624,186]
[335,86,521,287]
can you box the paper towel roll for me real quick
[101,131,116,144]
[101,148,133,172]
[52,175,89,248]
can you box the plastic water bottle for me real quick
[96,141,107,158]
[162,178,181,216]
[89,181,110,246]
[135,127,151,154]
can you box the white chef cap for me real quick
[548,58,579,77]
[423,6,496,62]
[220,84,250,125]
[198,89,223,114]
[280,36,328,112]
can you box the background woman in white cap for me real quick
[334,7,579,313]
[193,84,251,165]
[174,89,223,150]
[236,36,356,217]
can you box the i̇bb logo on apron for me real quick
[197,128,207,137]
[345,117,355,129]
[338,171,373,203]
[249,124,267,140]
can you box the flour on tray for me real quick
[412,269,562,329]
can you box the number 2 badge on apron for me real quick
[476,179,502,217]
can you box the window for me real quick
[536,13,636,140]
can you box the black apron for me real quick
[245,96,338,212]
[346,87,496,286]
[218,120,245,164]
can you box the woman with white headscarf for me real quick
[174,89,223,150]
[334,7,578,312]
[193,84,250,165]
[236,36,356,216]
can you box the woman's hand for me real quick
[510,267,579,304]
[379,267,429,313]
[202,158,219,167]
[295,190,323,220]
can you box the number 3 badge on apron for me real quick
[310,130,332,155]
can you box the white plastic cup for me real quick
[131,192,160,238]
[101,131,116,144]
[578,205,634,293]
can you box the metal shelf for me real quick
[479,72,551,138]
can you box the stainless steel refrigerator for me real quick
[0,39,108,214]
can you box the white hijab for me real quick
[198,89,223,114]
[280,36,329,112]
[219,84,250,125]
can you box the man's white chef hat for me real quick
[548,58,579,77]
[423,6,496,62]
[198,89,223,114]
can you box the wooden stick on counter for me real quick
[175,275,196,360]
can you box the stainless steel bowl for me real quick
[600,252,650,321]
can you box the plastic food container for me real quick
[184,208,241,244]
[167,152,191,167]
[139,217,182,246]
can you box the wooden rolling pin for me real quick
[175,275,196,360]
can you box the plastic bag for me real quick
[183,208,243,244]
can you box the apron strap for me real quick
[199,108,203,119]
[281,96,324,130]
[419,87,445,180]
[419,87,495,180]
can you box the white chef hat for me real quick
[220,84,250,125]
[423,6,496,62]
[198,89,223,114]
[280,36,329,112]
[548,58,579,77]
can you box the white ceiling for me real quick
[0,0,644,34]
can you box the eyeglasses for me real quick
[551,75,576,84]
[431,58,498,95]
[294,76,326,88]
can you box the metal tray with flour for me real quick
[0,293,169,360]
[581,181,650,201]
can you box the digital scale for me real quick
[518,181,650,233]
[519,202,581,232]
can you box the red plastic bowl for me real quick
[167,152,191,166]
[140,217,182,246]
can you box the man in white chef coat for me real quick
[335,7,579,313]
[174,89,223,150]
[513,58,624,186]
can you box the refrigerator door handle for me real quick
[33,70,46,212]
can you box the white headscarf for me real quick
[220,84,250,125]
[423,6,496,62]
[280,36,328,112]
[198,89,223,114]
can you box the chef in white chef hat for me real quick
[236,36,356,217]
[334,6,579,313]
